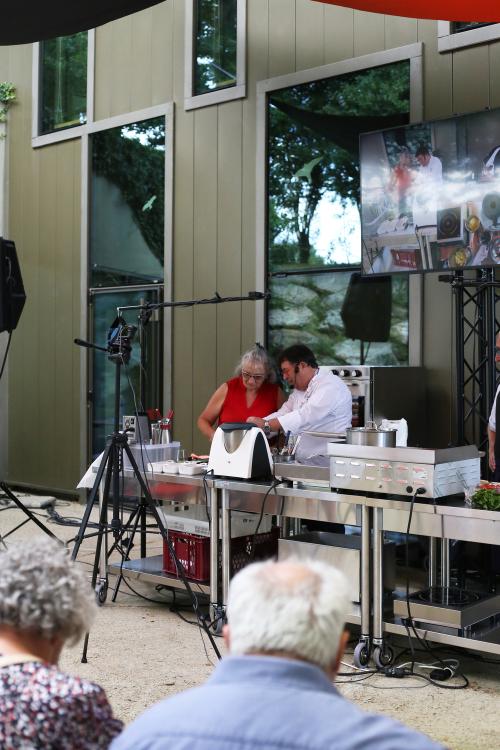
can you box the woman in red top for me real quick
[197,345,286,441]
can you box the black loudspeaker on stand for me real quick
[72,323,221,663]
[0,238,60,545]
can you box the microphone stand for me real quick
[72,291,269,661]
[73,326,223,663]
[118,290,270,325]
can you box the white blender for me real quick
[208,423,273,479]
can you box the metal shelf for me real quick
[383,618,500,656]
[108,555,211,595]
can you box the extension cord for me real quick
[429,667,454,681]
[384,666,409,678]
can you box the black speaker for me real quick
[0,238,26,334]
[437,206,463,243]
[341,273,392,342]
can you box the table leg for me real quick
[441,538,450,588]
[209,485,219,623]
[372,507,384,643]
[360,504,371,642]
[429,537,438,588]
[222,488,231,608]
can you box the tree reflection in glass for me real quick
[90,117,165,288]
[267,61,411,366]
[39,32,87,134]
[268,61,410,271]
[194,0,237,95]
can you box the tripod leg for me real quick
[80,468,113,663]
[81,632,90,664]
[123,443,222,660]
[72,442,113,561]
[0,483,62,543]
[111,503,142,602]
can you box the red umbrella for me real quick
[313,1,500,23]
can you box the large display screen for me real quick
[360,107,500,274]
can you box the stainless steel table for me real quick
[368,494,500,658]
[216,477,370,647]
[105,471,218,614]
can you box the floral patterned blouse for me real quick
[0,655,123,749]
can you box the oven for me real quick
[319,365,428,447]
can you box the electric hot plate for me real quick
[393,586,500,629]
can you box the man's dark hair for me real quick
[278,344,318,368]
[415,144,430,158]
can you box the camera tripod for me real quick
[72,323,221,662]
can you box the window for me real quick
[90,117,165,288]
[86,106,172,457]
[265,60,412,366]
[39,32,88,134]
[438,21,500,52]
[185,0,246,109]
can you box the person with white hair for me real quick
[197,344,285,441]
[0,537,123,749]
[111,559,443,750]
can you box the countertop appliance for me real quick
[319,365,427,447]
[328,443,480,498]
[393,586,500,630]
[208,423,273,480]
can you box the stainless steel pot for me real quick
[346,421,396,448]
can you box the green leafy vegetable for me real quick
[471,488,500,511]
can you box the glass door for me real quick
[88,286,163,458]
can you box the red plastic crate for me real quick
[163,527,279,582]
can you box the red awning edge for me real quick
[313,0,500,23]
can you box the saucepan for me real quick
[345,420,396,448]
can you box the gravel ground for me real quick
[1,494,500,749]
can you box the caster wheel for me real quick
[95,581,108,605]
[213,617,224,636]
[373,645,394,669]
[353,642,370,668]
[212,608,226,636]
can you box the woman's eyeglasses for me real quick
[242,371,265,382]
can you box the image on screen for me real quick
[360,107,500,274]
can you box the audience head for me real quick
[225,559,350,674]
[235,344,277,385]
[0,537,96,660]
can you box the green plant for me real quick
[471,488,500,511]
[0,82,16,125]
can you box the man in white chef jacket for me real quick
[247,344,352,466]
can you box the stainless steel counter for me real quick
[368,494,500,658]
[217,478,368,636]
[97,463,500,660]
[103,471,217,606]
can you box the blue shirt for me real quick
[111,655,444,750]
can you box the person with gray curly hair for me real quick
[197,344,285,441]
[111,559,443,750]
[0,537,123,749]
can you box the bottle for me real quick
[159,418,171,444]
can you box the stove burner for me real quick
[414,586,482,607]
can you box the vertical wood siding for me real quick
[1,4,500,486]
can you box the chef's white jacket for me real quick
[265,368,352,464]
